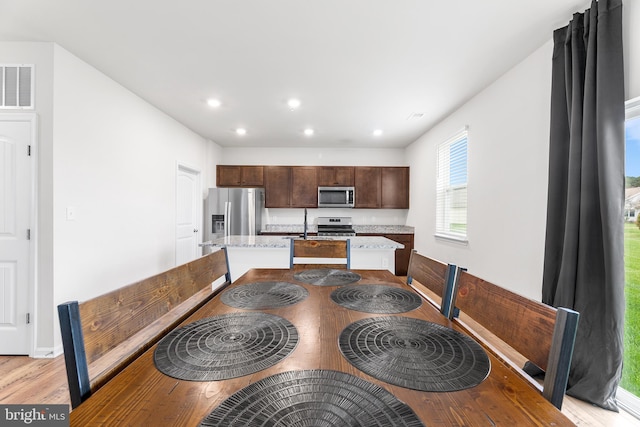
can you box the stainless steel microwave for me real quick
[318,186,355,208]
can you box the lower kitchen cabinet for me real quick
[359,233,414,276]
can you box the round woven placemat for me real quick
[331,284,422,313]
[154,312,298,381]
[339,316,490,392]
[220,281,309,309]
[199,370,424,427]
[293,268,361,286]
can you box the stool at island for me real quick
[289,238,351,269]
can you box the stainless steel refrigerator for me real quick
[205,188,265,240]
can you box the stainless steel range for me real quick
[317,217,356,236]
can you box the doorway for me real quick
[0,114,36,355]
[175,163,202,266]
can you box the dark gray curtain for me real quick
[542,0,625,411]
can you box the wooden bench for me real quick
[405,250,458,317]
[449,266,579,410]
[57,248,232,409]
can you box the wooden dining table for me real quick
[69,268,575,426]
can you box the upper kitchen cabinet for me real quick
[381,167,410,208]
[318,166,355,186]
[264,166,291,207]
[355,166,409,209]
[355,167,381,208]
[264,166,318,208]
[217,165,264,187]
[292,166,318,208]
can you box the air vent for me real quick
[1,65,34,109]
[406,112,426,120]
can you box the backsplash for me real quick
[263,208,409,227]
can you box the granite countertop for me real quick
[261,224,414,234]
[202,235,404,249]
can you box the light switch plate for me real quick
[66,207,77,221]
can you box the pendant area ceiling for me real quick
[0,0,587,148]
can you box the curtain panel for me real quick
[542,0,625,411]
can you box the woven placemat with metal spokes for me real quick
[293,268,361,286]
[339,316,491,392]
[220,281,309,309]
[331,284,422,313]
[199,370,425,427]
[154,312,298,381]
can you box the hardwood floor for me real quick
[1,280,638,425]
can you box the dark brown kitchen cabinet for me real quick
[354,167,381,208]
[318,167,355,186]
[381,167,410,208]
[354,166,409,209]
[291,167,318,207]
[264,166,291,207]
[385,233,414,276]
[358,233,414,276]
[264,166,318,208]
[216,165,264,187]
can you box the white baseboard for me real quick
[32,344,63,358]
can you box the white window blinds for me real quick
[436,128,468,241]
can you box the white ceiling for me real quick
[0,0,586,148]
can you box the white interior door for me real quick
[176,164,201,265]
[0,115,35,355]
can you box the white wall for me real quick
[220,147,409,226]
[221,146,406,166]
[0,43,222,354]
[405,0,640,301]
[52,45,216,308]
[405,41,553,300]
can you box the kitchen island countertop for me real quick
[202,235,404,250]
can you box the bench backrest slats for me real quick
[79,250,229,363]
[58,248,231,408]
[451,268,579,409]
[453,270,555,370]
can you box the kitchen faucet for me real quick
[303,208,308,240]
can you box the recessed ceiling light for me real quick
[287,98,301,110]
[304,128,314,136]
[236,128,247,135]
[373,129,383,136]
[207,98,221,108]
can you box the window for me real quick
[620,96,640,417]
[436,128,468,241]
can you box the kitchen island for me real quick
[202,235,403,281]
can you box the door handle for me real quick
[193,229,199,233]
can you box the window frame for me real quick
[619,95,640,418]
[435,127,469,244]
